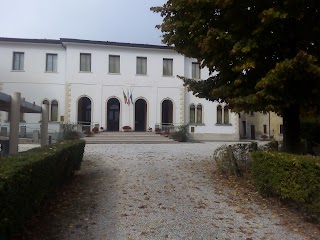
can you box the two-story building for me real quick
[0,37,239,141]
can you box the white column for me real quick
[9,92,21,155]
[41,104,49,147]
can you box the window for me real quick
[242,121,247,136]
[197,104,203,123]
[217,105,230,125]
[46,54,57,72]
[42,100,49,105]
[12,52,24,70]
[263,124,267,134]
[51,100,58,121]
[192,62,201,79]
[109,55,120,73]
[136,57,147,75]
[217,105,222,124]
[42,99,58,121]
[163,58,173,76]
[189,104,195,123]
[280,124,283,134]
[80,53,91,72]
[224,106,230,124]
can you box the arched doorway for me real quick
[107,98,120,131]
[135,99,147,131]
[78,97,91,131]
[162,99,173,125]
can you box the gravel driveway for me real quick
[22,143,318,240]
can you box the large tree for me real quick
[152,0,320,153]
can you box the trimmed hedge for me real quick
[0,140,85,238]
[251,151,320,221]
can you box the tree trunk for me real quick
[282,105,301,153]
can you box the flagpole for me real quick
[129,87,133,130]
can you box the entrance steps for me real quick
[83,131,177,144]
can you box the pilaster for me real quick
[179,88,185,125]
[65,83,71,123]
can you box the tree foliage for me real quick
[152,0,320,152]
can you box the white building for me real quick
[0,37,239,141]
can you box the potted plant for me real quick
[92,127,99,133]
[122,126,132,132]
[163,131,171,137]
[155,127,162,134]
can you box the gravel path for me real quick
[22,143,318,240]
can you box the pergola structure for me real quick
[0,92,49,155]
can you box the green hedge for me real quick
[0,140,85,238]
[251,151,320,221]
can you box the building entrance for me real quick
[78,97,91,131]
[107,98,120,131]
[135,99,147,131]
[162,99,173,125]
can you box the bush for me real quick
[170,125,188,142]
[213,143,257,176]
[258,141,279,151]
[0,140,85,238]
[62,124,80,140]
[251,151,320,222]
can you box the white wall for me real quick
[0,41,66,124]
[65,43,185,130]
[0,38,239,140]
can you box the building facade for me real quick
[239,111,283,141]
[0,37,239,141]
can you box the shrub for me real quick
[0,140,85,237]
[213,143,257,176]
[170,125,188,142]
[258,141,279,151]
[62,124,80,140]
[84,129,93,137]
[251,151,320,222]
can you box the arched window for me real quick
[217,105,222,124]
[189,104,195,123]
[197,104,202,123]
[42,99,49,105]
[51,100,58,121]
[224,106,230,124]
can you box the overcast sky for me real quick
[0,0,166,45]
